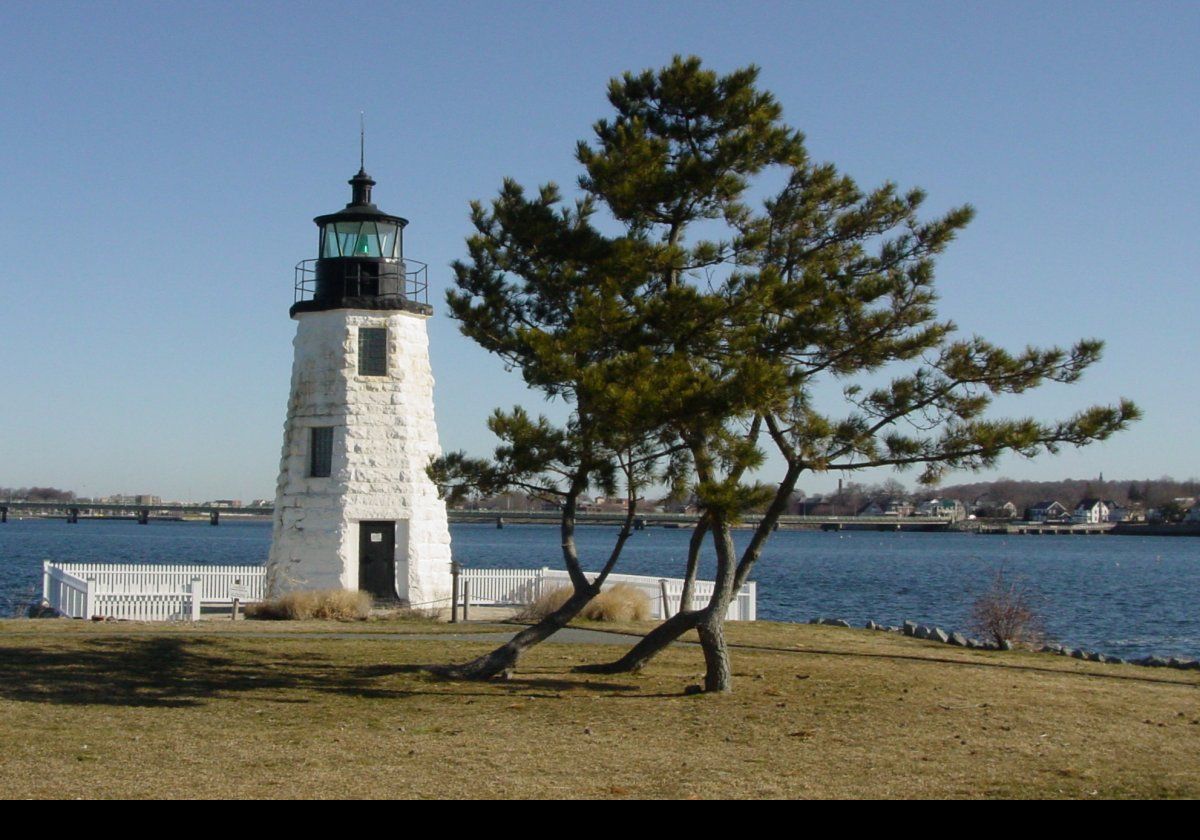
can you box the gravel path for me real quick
[202,627,649,645]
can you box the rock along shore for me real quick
[807,616,1200,671]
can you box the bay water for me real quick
[1,518,1196,660]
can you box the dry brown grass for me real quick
[0,620,1197,798]
[246,589,373,622]
[371,606,446,623]
[517,584,650,623]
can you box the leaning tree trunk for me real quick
[574,607,703,674]
[576,518,739,686]
[427,589,594,680]
[575,517,709,675]
[429,474,640,681]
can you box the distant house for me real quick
[1026,500,1068,522]
[972,495,1018,519]
[1185,505,1200,524]
[857,498,913,517]
[1071,498,1115,524]
[916,498,965,520]
[578,497,627,513]
[1105,504,1137,523]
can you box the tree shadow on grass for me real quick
[0,637,653,708]
[0,637,423,708]
[356,662,641,693]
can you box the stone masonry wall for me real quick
[266,308,452,608]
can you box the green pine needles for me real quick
[430,55,1139,691]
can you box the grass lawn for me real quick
[0,618,1196,798]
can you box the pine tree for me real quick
[436,56,1139,691]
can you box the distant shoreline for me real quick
[2,513,1198,536]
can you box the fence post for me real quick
[85,577,96,620]
[462,579,471,622]
[42,561,51,604]
[190,577,202,621]
[659,579,671,620]
[450,561,460,624]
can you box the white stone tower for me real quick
[266,165,451,607]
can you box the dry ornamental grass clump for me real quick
[247,589,373,621]
[515,586,574,622]
[583,583,651,622]
[517,584,650,623]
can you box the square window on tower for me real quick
[310,427,334,478]
[358,327,388,376]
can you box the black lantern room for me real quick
[291,168,430,317]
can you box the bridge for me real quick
[0,501,952,531]
[0,501,271,526]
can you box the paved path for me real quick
[211,627,648,645]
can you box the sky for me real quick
[1,1,1197,502]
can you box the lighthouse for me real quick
[265,163,452,608]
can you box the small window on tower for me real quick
[358,327,388,376]
[310,427,334,478]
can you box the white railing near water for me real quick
[459,567,756,621]
[44,564,93,619]
[41,561,755,622]
[43,562,265,621]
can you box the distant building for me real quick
[102,494,162,506]
[858,498,914,517]
[1071,498,1115,524]
[916,498,965,520]
[972,495,1017,519]
[1026,500,1068,522]
[1105,504,1138,523]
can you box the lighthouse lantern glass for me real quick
[321,220,401,259]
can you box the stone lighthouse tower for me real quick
[266,163,452,607]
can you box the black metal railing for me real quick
[294,258,429,307]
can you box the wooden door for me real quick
[358,521,396,600]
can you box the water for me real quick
[2,518,1197,660]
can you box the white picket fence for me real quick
[459,567,756,621]
[40,561,756,622]
[43,562,265,621]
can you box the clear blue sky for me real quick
[1,1,1196,502]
